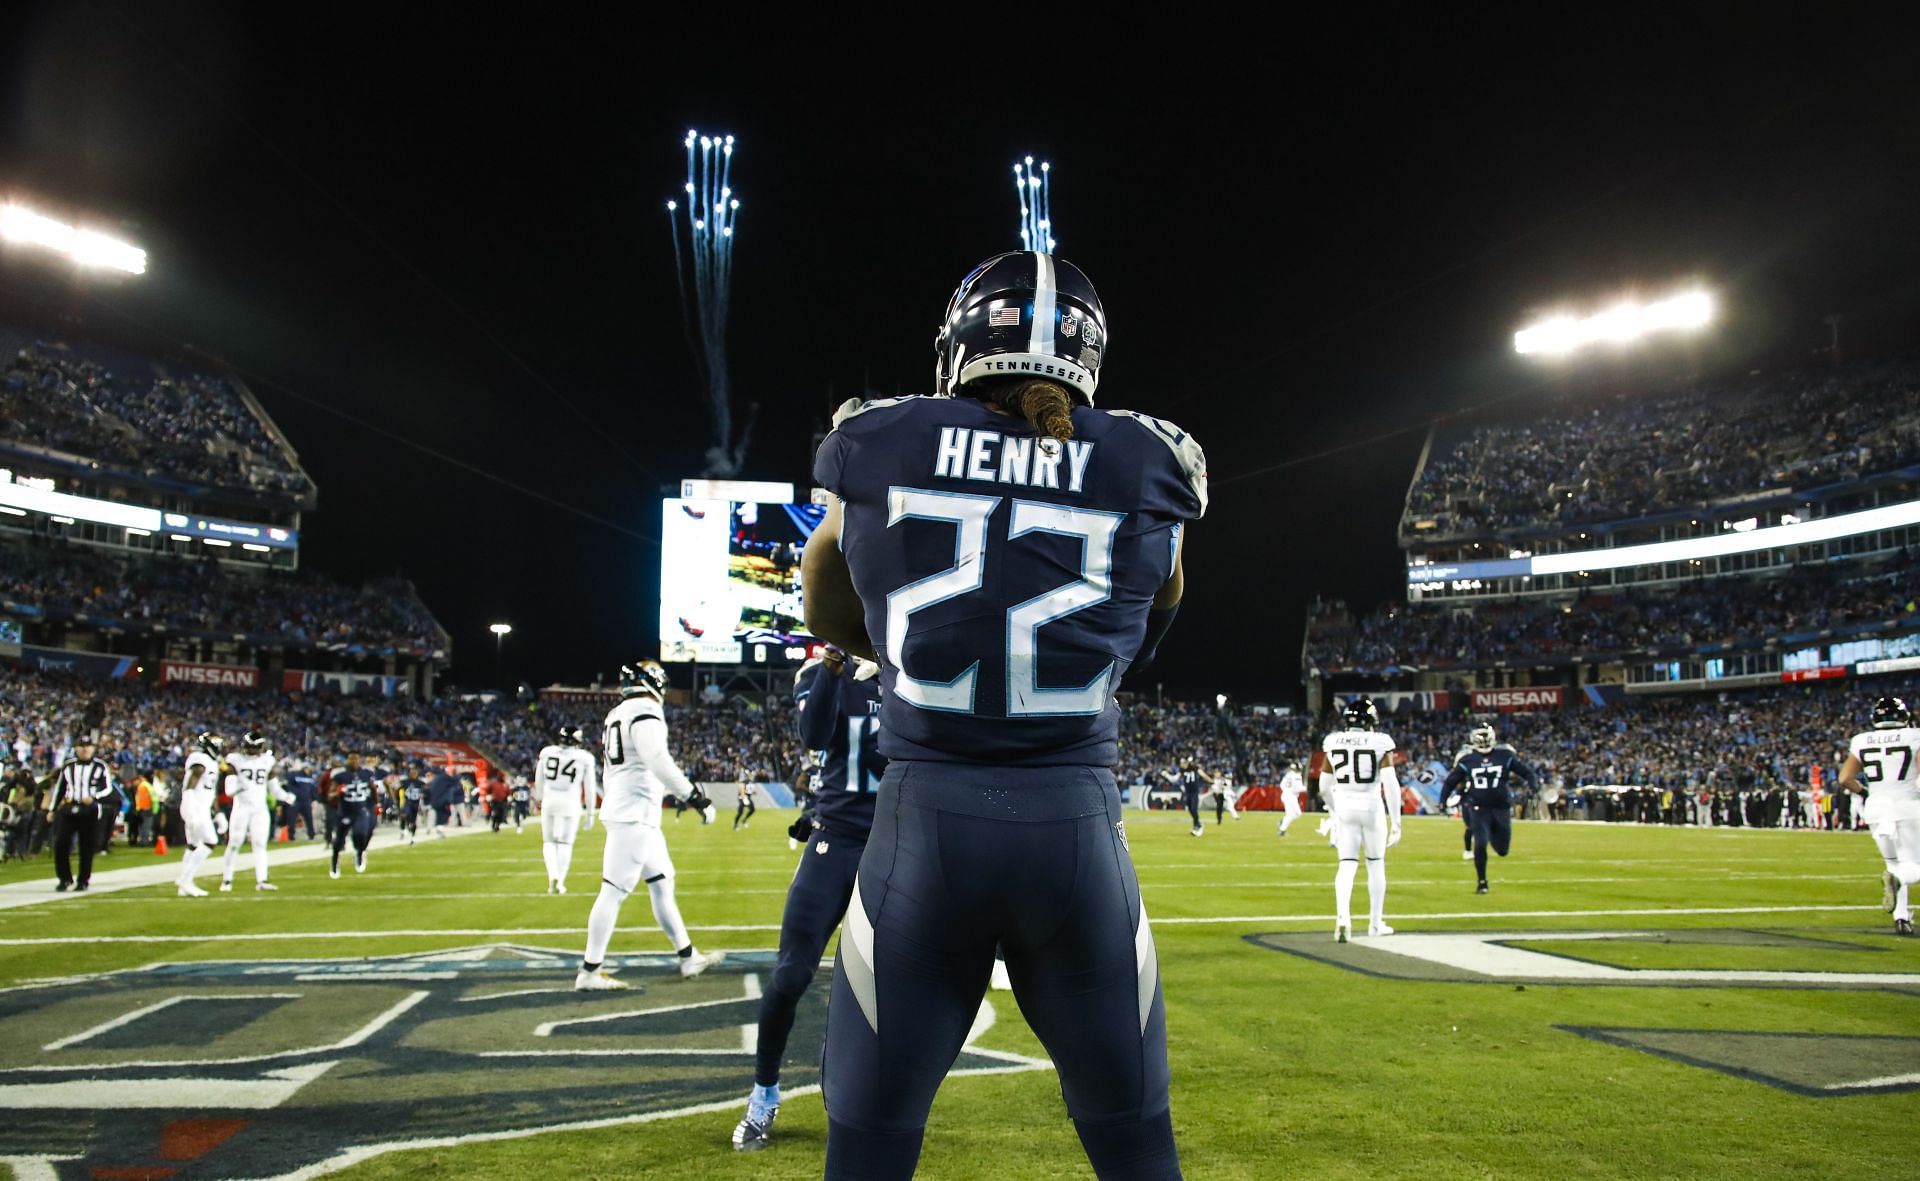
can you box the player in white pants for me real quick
[535,726,598,894]
[1321,697,1402,942]
[1276,761,1306,836]
[221,731,284,892]
[1839,695,1920,937]
[175,732,224,897]
[576,661,718,990]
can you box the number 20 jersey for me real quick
[1850,725,1920,823]
[815,395,1207,767]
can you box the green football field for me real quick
[0,811,1914,1180]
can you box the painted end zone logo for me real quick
[0,946,1045,1180]
[1469,687,1563,712]
[1248,928,1920,1096]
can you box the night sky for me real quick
[3,3,1917,699]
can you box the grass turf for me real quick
[0,811,1914,1179]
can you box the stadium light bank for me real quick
[1514,290,1713,356]
[0,201,147,275]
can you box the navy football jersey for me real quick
[794,660,884,833]
[815,396,1207,766]
[336,767,379,813]
[1443,746,1536,808]
[402,778,426,804]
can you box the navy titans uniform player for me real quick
[802,251,1205,1180]
[329,760,379,878]
[510,777,532,832]
[1442,723,1537,894]
[399,768,427,844]
[732,647,884,1152]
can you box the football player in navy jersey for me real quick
[328,754,379,879]
[801,251,1205,1180]
[732,645,885,1153]
[1441,723,1538,894]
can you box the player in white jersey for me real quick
[1320,697,1402,942]
[1275,761,1306,836]
[1838,696,1920,936]
[535,725,598,894]
[175,732,224,897]
[576,661,718,990]
[220,730,285,892]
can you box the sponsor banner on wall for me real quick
[284,670,410,697]
[12,644,135,679]
[1469,687,1565,712]
[160,660,260,690]
[389,739,491,782]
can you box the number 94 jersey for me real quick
[1850,726,1920,823]
[816,396,1207,767]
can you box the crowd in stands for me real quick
[1404,363,1920,537]
[0,541,444,655]
[0,333,310,499]
[1,664,1902,859]
[1306,560,1920,673]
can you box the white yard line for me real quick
[0,826,489,912]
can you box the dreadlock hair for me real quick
[966,377,1081,448]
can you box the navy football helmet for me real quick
[1469,723,1497,752]
[619,660,670,698]
[1343,697,1379,731]
[1872,696,1911,730]
[934,251,1106,403]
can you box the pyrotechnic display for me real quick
[1013,156,1055,252]
[667,130,752,475]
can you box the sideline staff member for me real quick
[49,737,115,892]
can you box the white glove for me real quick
[853,657,880,681]
[213,812,229,836]
[1387,826,1403,848]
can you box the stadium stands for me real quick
[0,538,445,656]
[1306,559,1920,675]
[0,327,313,504]
[1402,363,1920,541]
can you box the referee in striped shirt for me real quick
[48,738,114,892]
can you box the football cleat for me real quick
[1368,922,1395,937]
[1462,850,1475,860]
[1334,922,1351,944]
[1476,882,1490,895]
[256,882,278,891]
[732,1105,778,1152]
[354,853,367,874]
[1896,918,1915,937]
[1885,870,1901,913]
[575,968,631,991]
[219,880,233,892]
[679,950,721,979]
[1189,825,1204,837]
[177,882,208,898]
[329,866,341,880]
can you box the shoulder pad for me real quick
[1495,744,1518,755]
[1453,747,1475,765]
[833,395,931,427]
[1104,410,1209,516]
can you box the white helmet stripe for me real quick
[1029,252,1056,357]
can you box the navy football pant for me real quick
[1184,785,1201,829]
[331,810,373,860]
[822,763,1178,1180]
[1465,802,1512,880]
[755,828,865,1087]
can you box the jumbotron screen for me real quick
[658,497,826,663]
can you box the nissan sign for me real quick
[1469,687,1564,712]
[161,661,260,690]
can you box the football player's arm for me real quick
[1132,532,1186,673]
[1382,764,1403,845]
[795,664,843,750]
[800,498,877,662]
[1440,764,1467,810]
[1837,753,1866,795]
[584,759,599,826]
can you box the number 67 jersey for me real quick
[1851,724,1920,824]
[816,396,1206,767]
